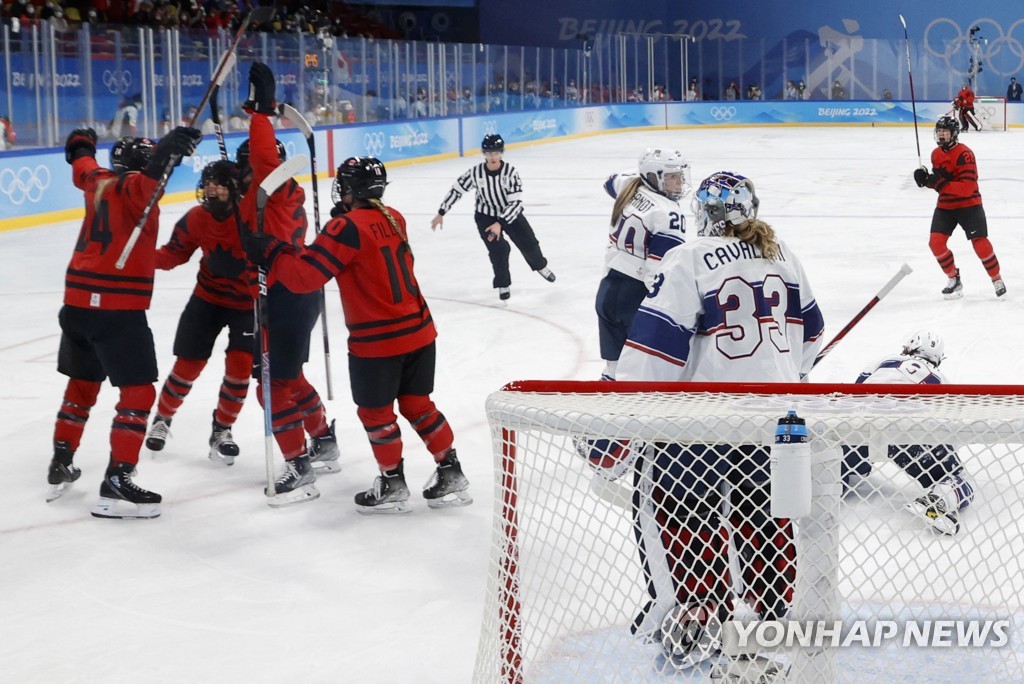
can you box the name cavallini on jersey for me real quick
[702,241,786,270]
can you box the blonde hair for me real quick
[368,197,408,244]
[726,218,781,262]
[610,176,644,225]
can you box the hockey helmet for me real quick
[692,171,759,236]
[332,156,387,203]
[111,136,156,174]
[902,331,945,367]
[234,137,287,170]
[481,133,505,153]
[196,159,239,215]
[934,116,959,150]
[638,147,691,201]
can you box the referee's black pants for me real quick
[474,212,548,288]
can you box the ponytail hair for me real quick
[727,218,781,262]
[610,176,644,225]
[368,197,409,246]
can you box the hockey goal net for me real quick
[475,381,1024,683]
[975,96,1007,131]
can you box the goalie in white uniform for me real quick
[595,147,690,381]
[843,331,975,535]
[613,171,825,668]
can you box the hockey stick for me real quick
[115,13,251,270]
[278,102,334,400]
[811,263,913,370]
[209,52,236,161]
[899,15,923,167]
[255,154,310,495]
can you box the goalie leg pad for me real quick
[841,445,873,491]
[889,443,963,489]
[729,481,796,621]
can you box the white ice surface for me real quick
[2,126,1021,682]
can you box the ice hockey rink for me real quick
[2,124,1022,682]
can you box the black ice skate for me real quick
[91,461,162,519]
[537,267,556,282]
[146,415,171,451]
[942,270,963,300]
[265,455,319,508]
[308,419,341,473]
[993,279,1007,298]
[208,412,239,466]
[498,287,511,301]
[422,449,473,509]
[355,461,411,515]
[46,441,81,502]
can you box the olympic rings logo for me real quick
[923,19,1024,77]
[0,165,51,204]
[363,131,385,156]
[976,105,996,120]
[102,69,132,94]
[709,106,737,121]
[283,141,299,160]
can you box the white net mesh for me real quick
[474,383,1024,684]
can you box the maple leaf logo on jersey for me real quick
[205,244,246,280]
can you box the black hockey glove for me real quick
[145,126,203,179]
[913,167,929,188]
[244,232,288,268]
[65,128,97,164]
[243,62,277,115]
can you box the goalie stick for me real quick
[811,262,913,370]
[277,103,334,400]
[899,14,923,168]
[254,154,310,495]
[115,12,251,270]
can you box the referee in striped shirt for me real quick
[431,134,555,301]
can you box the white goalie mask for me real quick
[902,331,945,367]
[638,147,691,201]
[692,171,759,236]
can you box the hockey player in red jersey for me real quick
[913,116,1005,299]
[246,156,472,514]
[145,160,253,466]
[953,82,981,133]
[238,62,338,507]
[48,125,202,518]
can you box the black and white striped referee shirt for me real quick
[437,161,525,225]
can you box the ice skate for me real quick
[308,419,341,473]
[905,492,959,535]
[537,266,556,282]
[355,461,411,515]
[46,441,81,502]
[941,271,963,300]
[91,461,162,519]
[208,412,239,466]
[498,287,511,301]
[993,278,1006,297]
[660,603,723,670]
[422,449,472,509]
[145,415,171,451]
[265,455,319,508]
[709,654,787,683]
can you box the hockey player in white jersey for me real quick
[595,147,690,381]
[615,171,825,670]
[843,331,975,535]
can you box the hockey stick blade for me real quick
[811,263,913,370]
[256,154,309,211]
[277,103,313,138]
[899,14,906,29]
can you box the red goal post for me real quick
[476,380,1024,684]
[976,96,1007,131]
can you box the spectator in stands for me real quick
[746,83,762,100]
[831,79,846,100]
[723,81,740,101]
[1007,77,1022,102]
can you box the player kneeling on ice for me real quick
[245,156,471,514]
[842,331,975,535]
[613,171,824,672]
[913,116,1005,299]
